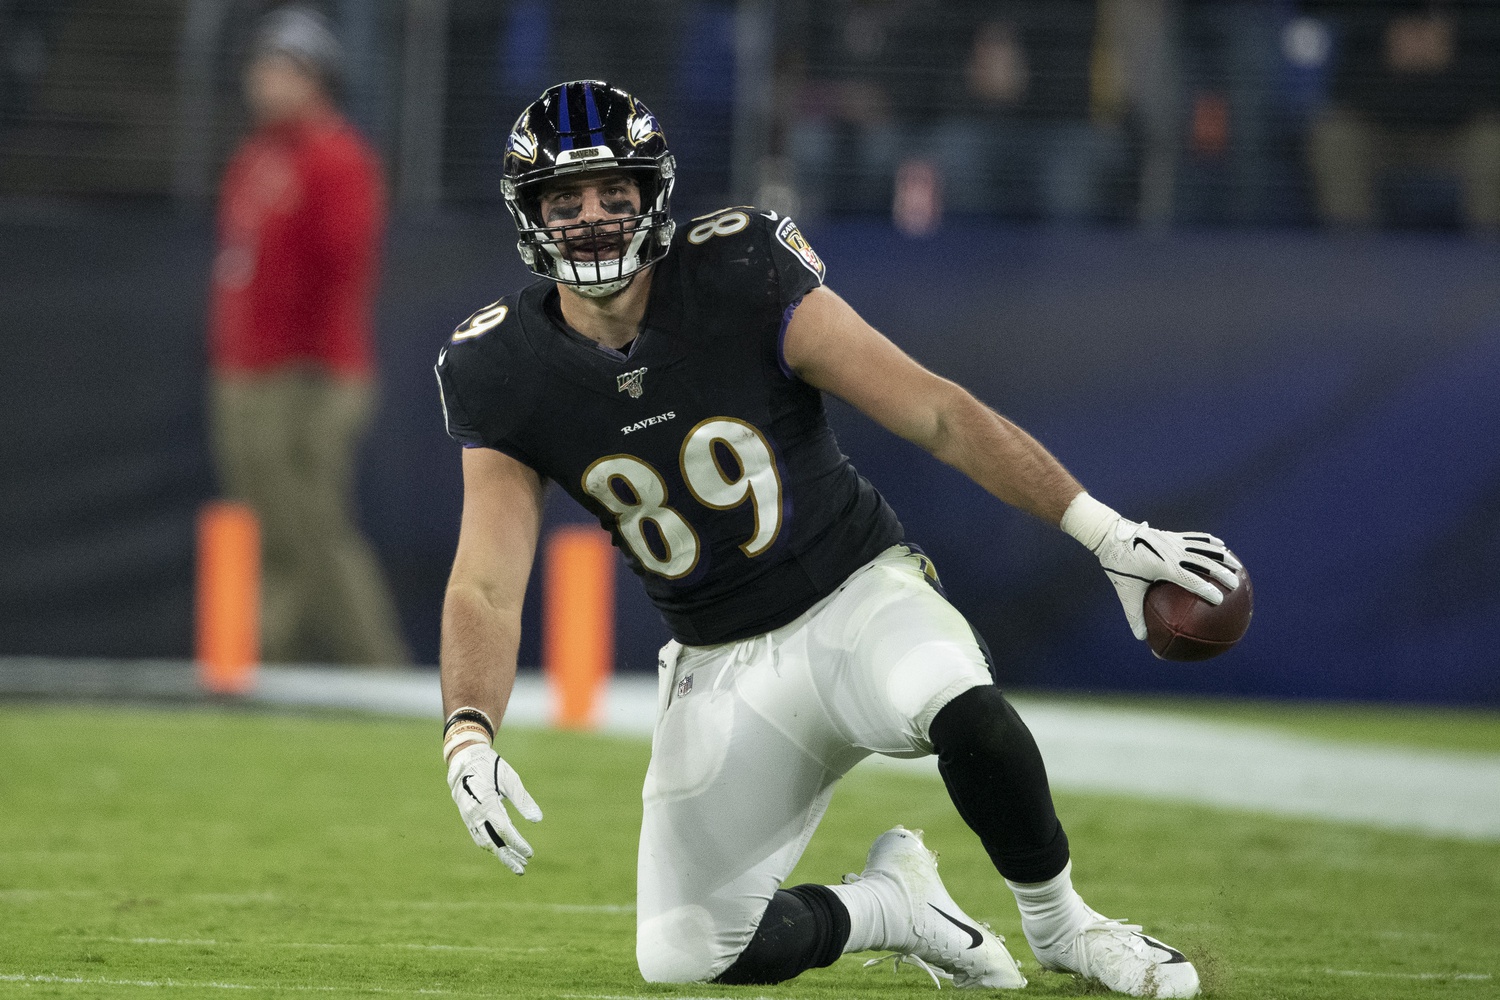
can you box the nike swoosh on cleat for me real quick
[1134,933,1188,964]
[929,904,984,949]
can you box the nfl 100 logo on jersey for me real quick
[617,367,647,398]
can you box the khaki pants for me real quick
[210,369,411,666]
[1308,108,1500,231]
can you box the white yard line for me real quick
[869,697,1500,841]
[89,937,550,954]
[249,670,1500,841]
[9,662,1497,840]
[0,887,632,915]
[1237,966,1493,982]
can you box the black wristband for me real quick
[443,707,495,741]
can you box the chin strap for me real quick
[572,274,635,298]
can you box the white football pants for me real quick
[635,545,994,983]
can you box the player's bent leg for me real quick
[929,686,1199,997]
[635,638,856,984]
[824,552,1197,997]
[638,548,1075,989]
[927,684,1072,883]
[770,550,1027,986]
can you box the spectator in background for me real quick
[782,0,946,215]
[1307,0,1500,231]
[208,6,410,666]
[1174,0,1289,225]
[930,1,1129,223]
[1092,0,1181,225]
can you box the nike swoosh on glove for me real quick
[1062,493,1243,641]
[447,743,543,874]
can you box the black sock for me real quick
[713,883,851,985]
[929,684,1072,884]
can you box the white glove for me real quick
[446,742,543,874]
[1061,492,1242,641]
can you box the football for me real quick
[1143,560,1253,661]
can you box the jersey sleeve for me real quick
[680,208,827,317]
[764,214,827,306]
[432,298,541,468]
[434,349,484,447]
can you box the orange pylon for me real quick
[195,501,260,694]
[542,525,616,728]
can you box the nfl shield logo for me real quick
[617,367,647,399]
[676,673,693,698]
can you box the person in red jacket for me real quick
[208,5,409,666]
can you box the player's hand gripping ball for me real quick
[1144,559,1253,661]
[1061,494,1249,658]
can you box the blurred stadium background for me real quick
[0,0,1497,705]
[6,10,1498,998]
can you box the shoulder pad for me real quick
[680,207,824,283]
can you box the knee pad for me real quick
[714,885,849,986]
[929,684,1025,756]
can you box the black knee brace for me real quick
[928,684,1071,884]
[713,884,850,986]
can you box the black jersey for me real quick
[435,209,904,645]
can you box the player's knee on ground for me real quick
[928,684,1071,884]
[637,886,848,985]
[636,904,726,983]
[714,885,849,986]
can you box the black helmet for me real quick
[502,81,676,297]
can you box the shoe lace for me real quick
[1082,917,1143,935]
[862,951,953,989]
[1077,917,1160,970]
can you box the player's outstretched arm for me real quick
[440,446,546,873]
[782,286,1083,524]
[782,287,1240,639]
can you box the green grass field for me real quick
[2,703,1497,999]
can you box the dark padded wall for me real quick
[2,210,1496,703]
[0,210,215,657]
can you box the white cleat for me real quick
[1034,911,1200,998]
[848,826,1026,989]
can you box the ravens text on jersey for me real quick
[435,208,903,645]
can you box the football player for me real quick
[435,81,1239,998]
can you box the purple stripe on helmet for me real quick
[557,84,574,150]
